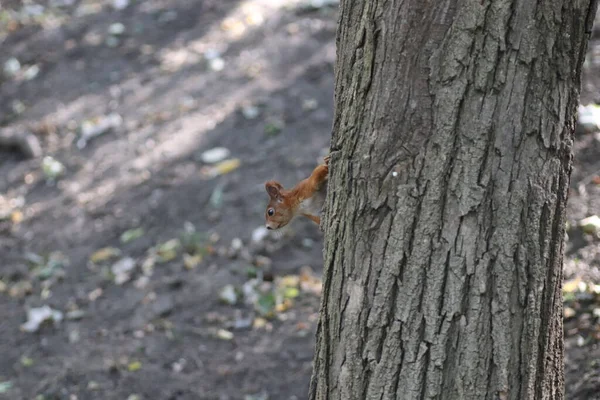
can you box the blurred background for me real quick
[0,1,599,399]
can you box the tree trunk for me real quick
[310,1,598,399]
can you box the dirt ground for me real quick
[1,1,600,399]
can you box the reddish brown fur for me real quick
[264,156,329,229]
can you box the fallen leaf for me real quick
[10,99,25,115]
[3,58,20,76]
[141,255,156,275]
[178,96,196,113]
[20,356,34,367]
[88,288,103,301]
[200,158,241,179]
[216,328,234,340]
[232,238,244,251]
[253,317,267,329]
[134,276,150,289]
[41,156,65,181]
[279,275,300,288]
[127,361,142,372]
[220,17,245,36]
[183,253,202,270]
[563,277,582,293]
[302,238,314,248]
[246,266,259,278]
[33,252,68,280]
[244,391,269,400]
[245,11,264,26]
[23,64,40,80]
[112,0,129,10]
[253,256,272,268]
[66,309,86,320]
[108,22,125,35]
[275,298,293,313]
[156,239,181,262]
[40,287,51,300]
[302,0,340,9]
[87,381,100,390]
[242,279,260,306]
[120,228,145,244]
[577,104,600,132]
[9,281,33,298]
[302,98,318,111]
[75,3,102,16]
[283,287,300,299]
[90,247,121,263]
[209,183,225,209]
[180,227,209,255]
[78,113,122,149]
[564,307,576,319]
[256,293,276,317]
[264,121,283,136]
[241,105,260,120]
[200,147,231,164]
[172,358,187,373]
[69,329,80,343]
[203,48,221,60]
[24,252,45,265]
[579,215,600,235]
[11,210,23,224]
[203,312,222,324]
[299,269,322,295]
[296,322,310,331]
[0,381,12,394]
[219,284,238,305]
[231,315,253,330]
[111,257,136,285]
[208,57,225,71]
[21,305,63,332]
[158,10,177,23]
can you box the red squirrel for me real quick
[264,155,329,229]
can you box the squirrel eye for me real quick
[267,208,275,216]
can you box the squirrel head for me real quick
[264,181,294,230]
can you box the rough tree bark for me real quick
[310,1,598,399]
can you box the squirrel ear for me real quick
[265,181,282,200]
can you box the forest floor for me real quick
[1,1,600,399]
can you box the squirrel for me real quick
[264,155,329,230]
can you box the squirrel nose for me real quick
[266,225,273,230]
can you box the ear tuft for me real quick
[265,181,282,199]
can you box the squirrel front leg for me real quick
[305,156,329,192]
[304,214,321,225]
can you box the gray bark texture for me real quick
[309,1,598,399]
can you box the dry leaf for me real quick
[90,247,121,263]
[563,277,582,293]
